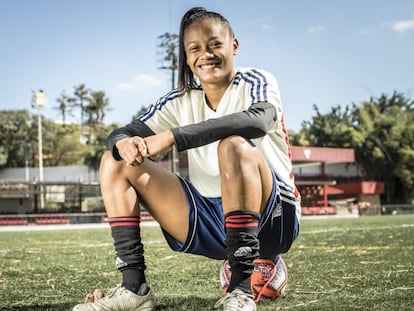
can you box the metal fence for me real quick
[0,181,103,214]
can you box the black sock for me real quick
[109,216,147,294]
[225,211,260,293]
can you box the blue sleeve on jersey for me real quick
[172,101,276,152]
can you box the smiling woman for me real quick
[73,6,301,311]
[183,19,238,110]
[181,10,239,109]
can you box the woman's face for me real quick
[184,18,238,89]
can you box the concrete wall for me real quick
[0,166,99,183]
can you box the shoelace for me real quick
[214,290,254,310]
[103,285,125,299]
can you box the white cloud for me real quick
[390,19,414,33]
[118,74,162,92]
[307,25,327,33]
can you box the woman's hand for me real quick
[115,136,148,166]
[115,130,175,166]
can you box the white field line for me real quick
[1,219,413,234]
[300,223,414,235]
[0,221,159,233]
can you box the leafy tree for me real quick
[351,92,414,203]
[83,123,119,171]
[290,104,356,148]
[293,92,414,204]
[31,117,86,167]
[0,110,32,167]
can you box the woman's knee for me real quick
[218,135,249,157]
[100,150,124,178]
[217,136,257,163]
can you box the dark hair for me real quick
[177,7,235,93]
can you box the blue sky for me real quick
[0,0,413,131]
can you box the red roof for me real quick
[327,182,384,194]
[291,146,354,163]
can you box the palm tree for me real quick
[54,91,73,127]
[72,84,90,137]
[85,90,111,143]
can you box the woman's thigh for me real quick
[100,151,189,243]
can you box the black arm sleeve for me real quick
[171,101,277,152]
[106,120,155,161]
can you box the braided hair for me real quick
[177,7,235,93]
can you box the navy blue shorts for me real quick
[161,171,300,260]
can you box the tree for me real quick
[83,123,118,171]
[31,117,86,167]
[72,84,90,139]
[54,91,73,126]
[84,90,111,143]
[0,110,32,167]
[351,92,414,203]
[293,92,414,204]
[290,104,356,148]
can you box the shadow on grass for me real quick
[0,303,73,311]
[156,296,219,310]
[0,297,218,311]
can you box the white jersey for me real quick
[139,67,296,199]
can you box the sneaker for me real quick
[251,256,288,302]
[73,283,156,311]
[214,289,256,311]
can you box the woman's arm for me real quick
[106,100,276,160]
[172,101,276,152]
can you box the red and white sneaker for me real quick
[251,256,288,302]
[220,256,288,303]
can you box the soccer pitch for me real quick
[0,214,413,310]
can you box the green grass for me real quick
[0,215,413,310]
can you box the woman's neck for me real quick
[202,71,236,111]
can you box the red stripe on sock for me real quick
[107,217,141,222]
[225,223,259,229]
[225,214,259,229]
[226,215,258,220]
[107,217,140,228]
[226,218,258,224]
[109,222,140,228]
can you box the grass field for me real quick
[0,214,413,311]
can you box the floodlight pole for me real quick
[23,144,31,182]
[157,32,179,175]
[32,90,45,209]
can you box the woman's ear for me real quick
[233,38,239,55]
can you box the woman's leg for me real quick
[218,136,273,215]
[100,150,189,241]
[99,151,189,293]
[217,136,273,294]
